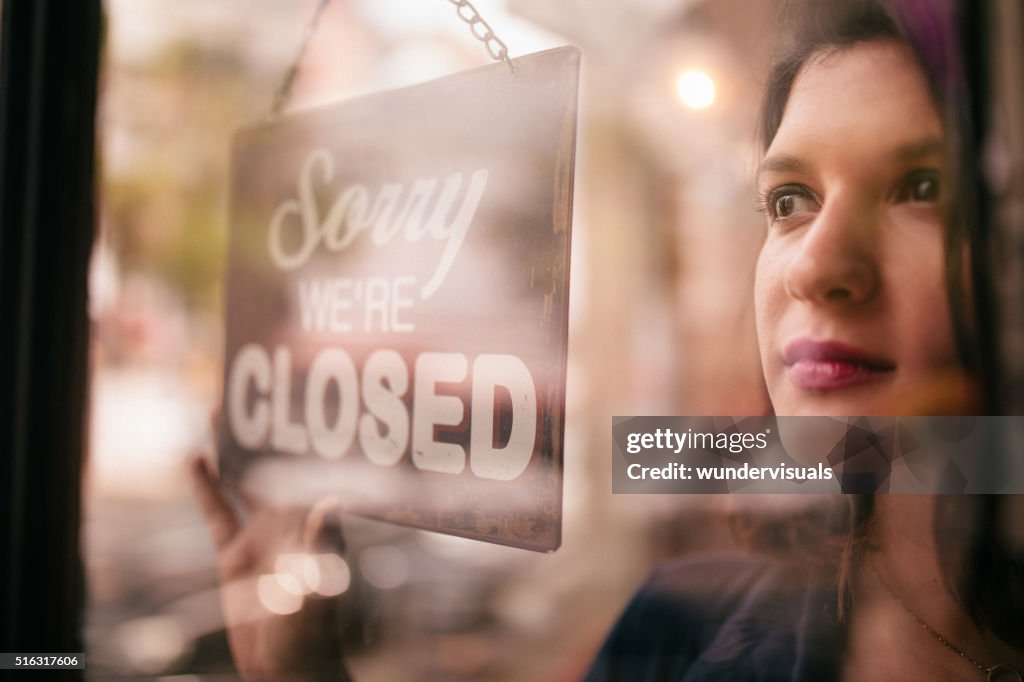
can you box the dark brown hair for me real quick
[760,0,991,392]
[753,0,1021,648]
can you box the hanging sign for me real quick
[220,47,580,552]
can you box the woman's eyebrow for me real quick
[757,137,944,182]
[890,136,944,163]
[756,153,810,182]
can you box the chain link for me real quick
[270,0,515,118]
[270,0,331,118]
[871,563,993,678]
[446,0,515,73]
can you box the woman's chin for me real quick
[771,382,900,417]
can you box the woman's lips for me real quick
[783,339,896,391]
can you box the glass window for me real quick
[87,1,1024,679]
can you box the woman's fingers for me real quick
[302,496,344,553]
[209,406,222,443]
[189,454,241,549]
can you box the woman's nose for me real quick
[783,200,880,304]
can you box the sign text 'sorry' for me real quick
[267,149,489,298]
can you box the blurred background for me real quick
[86,0,1024,679]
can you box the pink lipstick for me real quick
[783,339,895,391]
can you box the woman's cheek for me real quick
[884,218,955,359]
[905,266,957,365]
[753,245,785,373]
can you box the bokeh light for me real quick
[312,554,351,597]
[257,573,303,615]
[676,69,716,109]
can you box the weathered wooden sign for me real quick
[220,47,579,551]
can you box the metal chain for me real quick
[270,0,515,118]
[270,0,331,118]
[870,563,995,678]
[446,0,515,73]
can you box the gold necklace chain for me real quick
[871,564,1022,682]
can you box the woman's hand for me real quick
[188,455,353,681]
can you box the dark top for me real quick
[584,554,846,681]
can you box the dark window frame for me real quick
[0,2,101,676]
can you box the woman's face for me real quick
[755,40,959,416]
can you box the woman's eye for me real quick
[775,194,797,217]
[899,171,941,203]
[764,186,817,222]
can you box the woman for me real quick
[586,1,1023,679]
[192,0,1023,679]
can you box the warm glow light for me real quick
[275,553,318,596]
[257,574,302,615]
[313,554,351,597]
[676,69,715,109]
[114,615,188,675]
